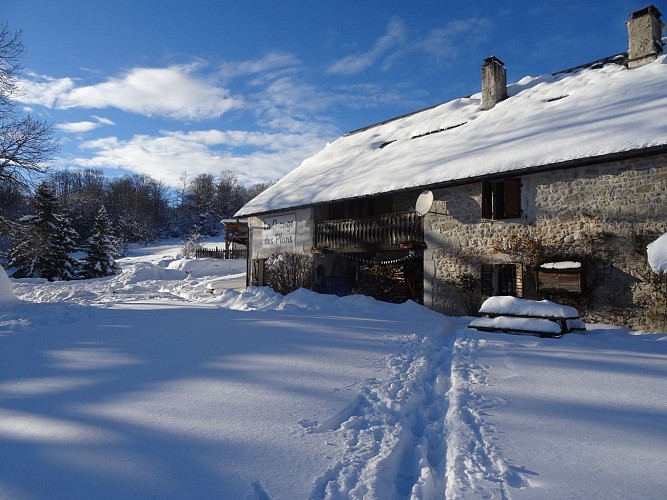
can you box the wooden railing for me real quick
[315,212,423,251]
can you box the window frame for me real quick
[481,178,522,219]
[481,263,523,297]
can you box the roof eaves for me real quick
[407,143,667,194]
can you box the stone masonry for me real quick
[423,152,667,330]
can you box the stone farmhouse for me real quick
[235,6,667,330]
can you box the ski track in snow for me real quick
[304,316,528,499]
[307,314,453,499]
[444,328,529,500]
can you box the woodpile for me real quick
[354,259,423,303]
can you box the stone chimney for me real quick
[481,56,507,110]
[627,5,664,68]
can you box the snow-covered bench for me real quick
[468,296,585,337]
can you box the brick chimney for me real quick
[627,5,664,68]
[481,56,507,110]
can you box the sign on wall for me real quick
[261,213,297,248]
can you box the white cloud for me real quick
[19,65,243,120]
[56,121,100,133]
[55,116,115,134]
[18,73,77,108]
[92,115,115,126]
[20,49,430,189]
[73,128,330,187]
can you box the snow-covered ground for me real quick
[1,240,666,499]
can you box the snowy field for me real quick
[1,240,666,499]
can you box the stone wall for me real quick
[423,153,667,330]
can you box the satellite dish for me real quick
[415,190,434,216]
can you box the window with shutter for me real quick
[480,264,522,297]
[537,261,583,294]
[481,178,521,219]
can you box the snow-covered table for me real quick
[468,296,585,337]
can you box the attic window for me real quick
[538,261,584,294]
[481,178,521,219]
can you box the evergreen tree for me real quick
[7,183,79,280]
[81,206,120,278]
[181,230,203,258]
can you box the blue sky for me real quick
[5,0,661,189]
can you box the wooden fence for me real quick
[195,247,247,260]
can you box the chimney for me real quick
[627,5,664,68]
[481,56,507,110]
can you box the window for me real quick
[481,263,523,297]
[481,178,521,219]
[325,195,393,220]
[537,261,583,294]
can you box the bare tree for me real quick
[0,23,22,111]
[0,24,58,188]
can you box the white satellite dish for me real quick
[415,190,434,216]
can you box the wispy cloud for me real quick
[55,115,115,134]
[328,17,408,76]
[18,46,435,188]
[19,64,243,120]
[219,51,301,83]
[416,18,492,62]
[327,16,491,76]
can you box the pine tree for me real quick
[181,230,203,258]
[81,205,120,278]
[7,182,79,280]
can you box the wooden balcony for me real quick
[315,211,423,252]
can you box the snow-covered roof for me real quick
[236,54,667,217]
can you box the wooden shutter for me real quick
[538,270,582,293]
[481,264,494,296]
[504,178,521,218]
[481,181,493,219]
[515,264,524,297]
